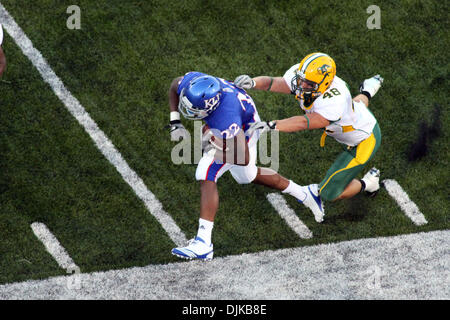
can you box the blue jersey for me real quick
[177,71,257,139]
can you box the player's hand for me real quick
[246,120,277,136]
[234,75,255,89]
[201,125,214,151]
[168,120,189,141]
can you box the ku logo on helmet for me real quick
[204,95,220,109]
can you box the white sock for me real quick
[282,180,307,202]
[197,218,214,245]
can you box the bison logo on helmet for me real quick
[318,64,331,75]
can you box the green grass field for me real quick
[0,0,448,285]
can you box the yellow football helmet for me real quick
[292,52,336,108]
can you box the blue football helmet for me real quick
[178,75,222,120]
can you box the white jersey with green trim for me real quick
[0,24,3,46]
[283,65,377,147]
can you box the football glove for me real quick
[234,75,255,89]
[246,120,277,136]
[359,75,384,100]
[168,120,189,141]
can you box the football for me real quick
[202,124,227,151]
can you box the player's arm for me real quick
[0,47,6,77]
[252,76,291,94]
[234,75,291,94]
[169,76,183,112]
[207,129,249,166]
[248,112,330,135]
[167,76,188,141]
[275,113,330,132]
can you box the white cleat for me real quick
[171,237,214,261]
[298,184,325,223]
[361,167,381,197]
[359,75,384,98]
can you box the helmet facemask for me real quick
[292,71,321,108]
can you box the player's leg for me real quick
[252,167,289,191]
[334,179,364,200]
[199,180,219,222]
[171,154,230,260]
[319,151,365,201]
[229,142,325,221]
[353,94,369,107]
[320,124,381,201]
[256,168,326,223]
[229,143,292,192]
[252,167,313,206]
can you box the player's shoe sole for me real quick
[171,251,214,261]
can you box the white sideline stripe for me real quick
[0,230,448,299]
[267,193,313,239]
[31,222,78,270]
[0,5,187,246]
[383,179,428,226]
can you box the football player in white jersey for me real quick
[235,52,383,222]
[0,24,6,76]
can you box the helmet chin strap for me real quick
[316,72,330,88]
[302,92,318,108]
[294,91,320,107]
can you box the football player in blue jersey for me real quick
[168,72,309,260]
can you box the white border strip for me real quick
[383,179,428,226]
[1,230,448,299]
[0,4,187,246]
[267,193,313,239]
[31,222,78,270]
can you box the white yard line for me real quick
[0,230,448,299]
[31,222,78,271]
[383,179,428,226]
[266,193,313,239]
[0,4,187,246]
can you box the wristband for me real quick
[170,111,181,122]
[267,77,274,91]
[360,91,372,101]
[303,115,310,129]
[268,120,277,130]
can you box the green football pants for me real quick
[319,123,381,201]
